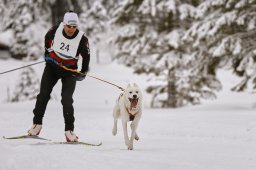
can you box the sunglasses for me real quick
[66,25,77,29]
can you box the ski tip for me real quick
[2,136,12,139]
[2,135,51,141]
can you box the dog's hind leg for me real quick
[112,119,118,136]
[112,106,119,136]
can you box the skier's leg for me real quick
[33,64,59,124]
[61,75,76,131]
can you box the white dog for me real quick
[112,83,142,150]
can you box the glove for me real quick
[75,72,86,81]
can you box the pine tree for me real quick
[80,0,109,37]
[2,0,51,60]
[11,66,40,102]
[111,0,219,107]
[51,0,83,25]
[183,0,256,92]
[79,0,120,63]
[79,0,121,36]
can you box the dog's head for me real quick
[124,83,142,111]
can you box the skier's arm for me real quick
[79,36,90,73]
[44,26,58,54]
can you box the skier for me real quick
[27,11,90,142]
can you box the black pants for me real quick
[33,63,77,131]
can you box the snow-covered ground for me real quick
[0,53,256,170]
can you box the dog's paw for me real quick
[135,134,139,141]
[128,147,133,150]
[112,128,117,136]
[128,143,134,150]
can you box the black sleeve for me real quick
[44,25,58,53]
[78,35,90,73]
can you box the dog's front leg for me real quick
[122,120,130,146]
[128,120,139,150]
[130,121,139,140]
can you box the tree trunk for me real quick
[51,0,82,25]
[167,67,177,108]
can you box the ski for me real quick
[3,135,51,141]
[3,135,101,146]
[51,141,102,146]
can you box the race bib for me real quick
[51,22,84,60]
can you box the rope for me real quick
[0,60,124,91]
[59,64,124,91]
[0,60,45,75]
[87,74,124,91]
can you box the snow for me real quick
[178,4,196,20]
[0,29,14,47]
[0,49,256,170]
[166,30,180,49]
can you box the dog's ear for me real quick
[127,83,131,88]
[133,83,138,87]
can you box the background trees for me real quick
[0,0,255,106]
[111,0,256,107]
[111,0,220,107]
[184,0,256,93]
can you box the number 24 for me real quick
[60,42,69,51]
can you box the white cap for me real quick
[63,12,79,25]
